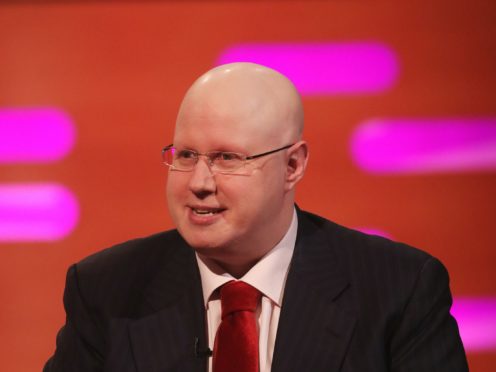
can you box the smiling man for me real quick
[167,63,306,279]
[45,63,468,372]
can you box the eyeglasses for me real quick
[161,143,294,173]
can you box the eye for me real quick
[177,149,197,160]
[212,152,244,171]
[219,152,242,161]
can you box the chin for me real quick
[179,227,225,251]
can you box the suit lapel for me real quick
[272,211,356,372]
[128,234,208,372]
[125,211,356,371]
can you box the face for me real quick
[166,101,294,265]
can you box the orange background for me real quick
[1,1,495,371]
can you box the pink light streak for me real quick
[0,183,79,242]
[355,227,392,239]
[351,118,496,174]
[0,108,75,163]
[452,297,496,352]
[216,42,399,95]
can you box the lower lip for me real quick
[187,208,225,225]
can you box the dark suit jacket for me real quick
[44,209,468,371]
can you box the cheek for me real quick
[165,177,174,203]
[225,176,280,217]
[255,168,287,210]
[166,174,186,207]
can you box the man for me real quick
[45,63,468,371]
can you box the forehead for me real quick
[174,92,281,152]
[173,65,302,151]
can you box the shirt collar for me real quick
[196,208,298,308]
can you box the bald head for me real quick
[167,63,309,277]
[175,63,304,146]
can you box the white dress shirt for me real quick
[195,209,298,372]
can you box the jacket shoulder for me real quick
[299,209,434,268]
[297,209,453,331]
[65,229,191,317]
[77,230,182,273]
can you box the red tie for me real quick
[212,281,261,372]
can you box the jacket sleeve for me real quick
[44,264,105,372]
[390,257,468,371]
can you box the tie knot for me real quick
[220,281,261,318]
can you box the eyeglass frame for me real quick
[161,143,295,173]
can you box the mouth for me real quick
[190,206,226,216]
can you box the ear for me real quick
[285,141,309,191]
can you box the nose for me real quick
[188,156,217,198]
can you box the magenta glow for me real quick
[355,227,392,239]
[0,108,75,163]
[0,183,79,242]
[452,297,496,352]
[216,42,399,95]
[351,118,496,174]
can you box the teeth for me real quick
[193,209,219,215]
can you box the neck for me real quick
[214,259,259,279]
